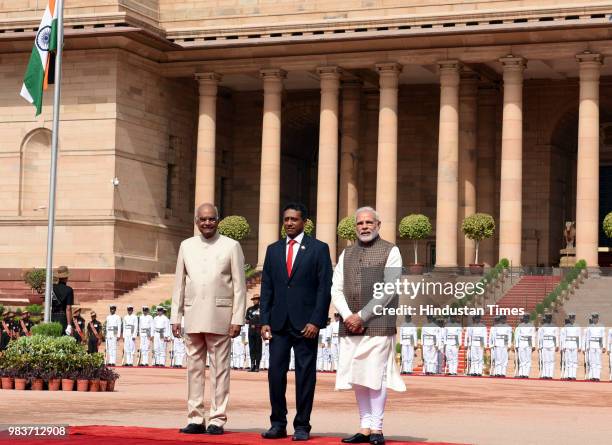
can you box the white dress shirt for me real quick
[285,231,305,267]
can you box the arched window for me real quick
[20,128,52,216]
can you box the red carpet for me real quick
[0,426,471,445]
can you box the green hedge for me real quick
[337,216,357,241]
[218,215,250,241]
[31,322,64,337]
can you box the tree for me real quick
[461,213,495,265]
[337,216,357,242]
[603,211,612,239]
[218,216,250,241]
[398,214,432,264]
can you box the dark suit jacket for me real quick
[260,235,332,331]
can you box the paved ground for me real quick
[2,369,611,445]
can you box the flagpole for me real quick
[43,0,65,323]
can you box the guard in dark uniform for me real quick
[16,311,35,337]
[1,312,15,350]
[245,294,262,372]
[51,265,74,333]
[72,307,87,344]
[87,312,104,354]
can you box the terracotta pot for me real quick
[469,264,484,275]
[31,378,44,390]
[107,379,116,392]
[1,377,14,390]
[89,379,101,392]
[76,379,89,392]
[99,380,108,391]
[61,379,75,391]
[408,264,424,275]
[15,378,27,390]
[48,378,61,391]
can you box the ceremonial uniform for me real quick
[537,319,559,379]
[514,319,536,378]
[330,317,340,371]
[172,316,186,367]
[17,316,34,338]
[245,299,262,371]
[51,280,74,333]
[560,319,581,380]
[122,308,138,366]
[442,320,462,375]
[399,320,417,374]
[105,308,122,365]
[138,308,154,366]
[153,308,171,366]
[584,314,606,381]
[72,312,87,344]
[421,319,442,375]
[1,314,15,350]
[261,339,270,369]
[466,318,487,376]
[231,327,246,369]
[87,317,103,354]
[489,319,512,377]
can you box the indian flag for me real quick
[20,0,59,116]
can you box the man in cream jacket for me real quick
[171,203,247,435]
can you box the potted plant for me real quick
[398,214,432,274]
[461,213,495,275]
[0,366,15,390]
[100,366,119,392]
[218,215,250,241]
[24,268,47,294]
[337,216,357,245]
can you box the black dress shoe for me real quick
[179,423,207,434]
[341,432,371,443]
[262,427,288,439]
[369,433,385,445]
[292,430,309,441]
[207,425,224,435]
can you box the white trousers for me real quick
[139,336,151,365]
[331,343,339,371]
[423,345,438,373]
[123,336,136,365]
[317,346,325,371]
[231,340,244,368]
[445,345,459,374]
[106,337,118,364]
[468,346,483,375]
[540,348,555,378]
[401,345,414,373]
[261,342,270,369]
[154,334,167,365]
[492,346,509,376]
[587,348,602,380]
[353,376,387,431]
[517,347,532,377]
[562,348,578,379]
[173,337,186,366]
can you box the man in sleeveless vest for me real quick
[332,206,406,445]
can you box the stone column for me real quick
[194,73,221,209]
[575,52,602,268]
[476,86,499,266]
[316,66,341,262]
[257,69,286,268]
[498,56,526,267]
[339,80,361,222]
[435,61,460,268]
[375,62,402,243]
[458,71,479,266]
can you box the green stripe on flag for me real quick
[49,18,58,52]
[22,46,45,115]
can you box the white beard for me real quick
[358,227,380,243]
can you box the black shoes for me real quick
[179,423,206,434]
[292,429,309,441]
[342,432,371,443]
[369,433,385,445]
[262,427,288,439]
[207,425,224,435]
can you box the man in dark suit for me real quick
[260,203,332,442]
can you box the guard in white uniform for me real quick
[105,305,122,365]
[560,313,581,380]
[330,314,340,372]
[153,306,171,366]
[466,314,487,376]
[513,314,535,378]
[442,315,462,376]
[421,315,442,375]
[537,313,559,379]
[172,316,186,368]
[231,325,247,369]
[261,339,270,370]
[138,306,154,366]
[399,315,418,374]
[122,305,138,366]
[489,315,513,377]
[584,312,607,381]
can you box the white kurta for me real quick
[331,246,406,392]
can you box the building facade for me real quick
[1,1,611,298]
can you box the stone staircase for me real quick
[562,276,612,326]
[483,275,561,326]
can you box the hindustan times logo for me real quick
[372,278,487,300]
